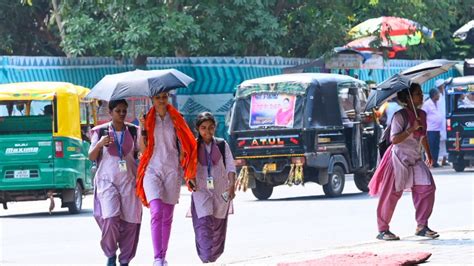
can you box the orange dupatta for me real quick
[136,104,197,207]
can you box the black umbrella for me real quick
[365,74,412,111]
[453,20,474,45]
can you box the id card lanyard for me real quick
[111,124,128,172]
[111,124,125,160]
[205,143,214,189]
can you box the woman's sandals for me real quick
[415,226,440,239]
[376,230,400,241]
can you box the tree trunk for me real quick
[51,0,71,57]
[134,55,148,69]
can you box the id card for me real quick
[221,191,229,203]
[118,160,128,172]
[207,176,214,190]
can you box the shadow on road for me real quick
[0,208,93,219]
[263,192,371,202]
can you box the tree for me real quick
[0,0,64,55]
[189,0,286,56]
[59,0,201,67]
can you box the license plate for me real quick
[264,163,277,172]
[470,138,474,145]
[14,170,30,178]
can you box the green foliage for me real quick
[0,0,63,55]
[60,1,200,58]
[189,0,286,55]
[1,0,472,61]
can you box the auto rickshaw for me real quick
[0,82,96,213]
[227,73,379,199]
[445,76,474,172]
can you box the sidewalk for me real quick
[227,228,473,265]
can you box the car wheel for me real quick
[68,182,83,214]
[354,172,372,192]
[453,160,466,172]
[323,165,345,197]
[251,180,273,200]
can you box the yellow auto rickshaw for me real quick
[0,82,96,214]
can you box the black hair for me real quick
[429,88,440,99]
[108,99,128,111]
[283,98,290,102]
[195,112,216,142]
[397,83,421,104]
[195,111,216,129]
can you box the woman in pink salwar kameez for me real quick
[369,83,439,241]
[191,112,236,263]
[89,100,142,266]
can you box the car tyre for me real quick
[251,180,273,200]
[323,165,345,197]
[453,160,466,172]
[68,182,83,214]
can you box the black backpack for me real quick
[378,109,408,158]
[198,137,228,168]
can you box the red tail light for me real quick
[55,141,64,158]
[447,119,452,131]
[234,158,246,167]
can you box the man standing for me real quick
[435,79,449,166]
[423,88,444,168]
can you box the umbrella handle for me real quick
[407,89,419,119]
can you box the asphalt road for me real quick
[0,167,472,265]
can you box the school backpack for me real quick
[198,137,228,168]
[378,109,408,158]
[99,122,139,159]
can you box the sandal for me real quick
[376,230,400,241]
[415,226,440,239]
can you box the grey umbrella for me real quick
[86,69,194,101]
[365,59,456,111]
[400,59,457,84]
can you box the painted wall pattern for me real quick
[0,56,459,138]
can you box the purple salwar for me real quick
[90,124,142,263]
[191,198,228,263]
[149,199,175,260]
[95,216,141,263]
[189,139,236,263]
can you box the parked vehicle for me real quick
[445,76,474,172]
[0,82,96,213]
[227,73,379,199]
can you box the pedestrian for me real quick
[435,79,449,166]
[135,92,197,266]
[369,83,439,241]
[88,99,142,266]
[190,112,236,263]
[422,88,444,168]
[381,98,402,127]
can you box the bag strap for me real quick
[215,138,227,168]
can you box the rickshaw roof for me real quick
[0,82,90,101]
[239,73,362,87]
[446,75,474,87]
